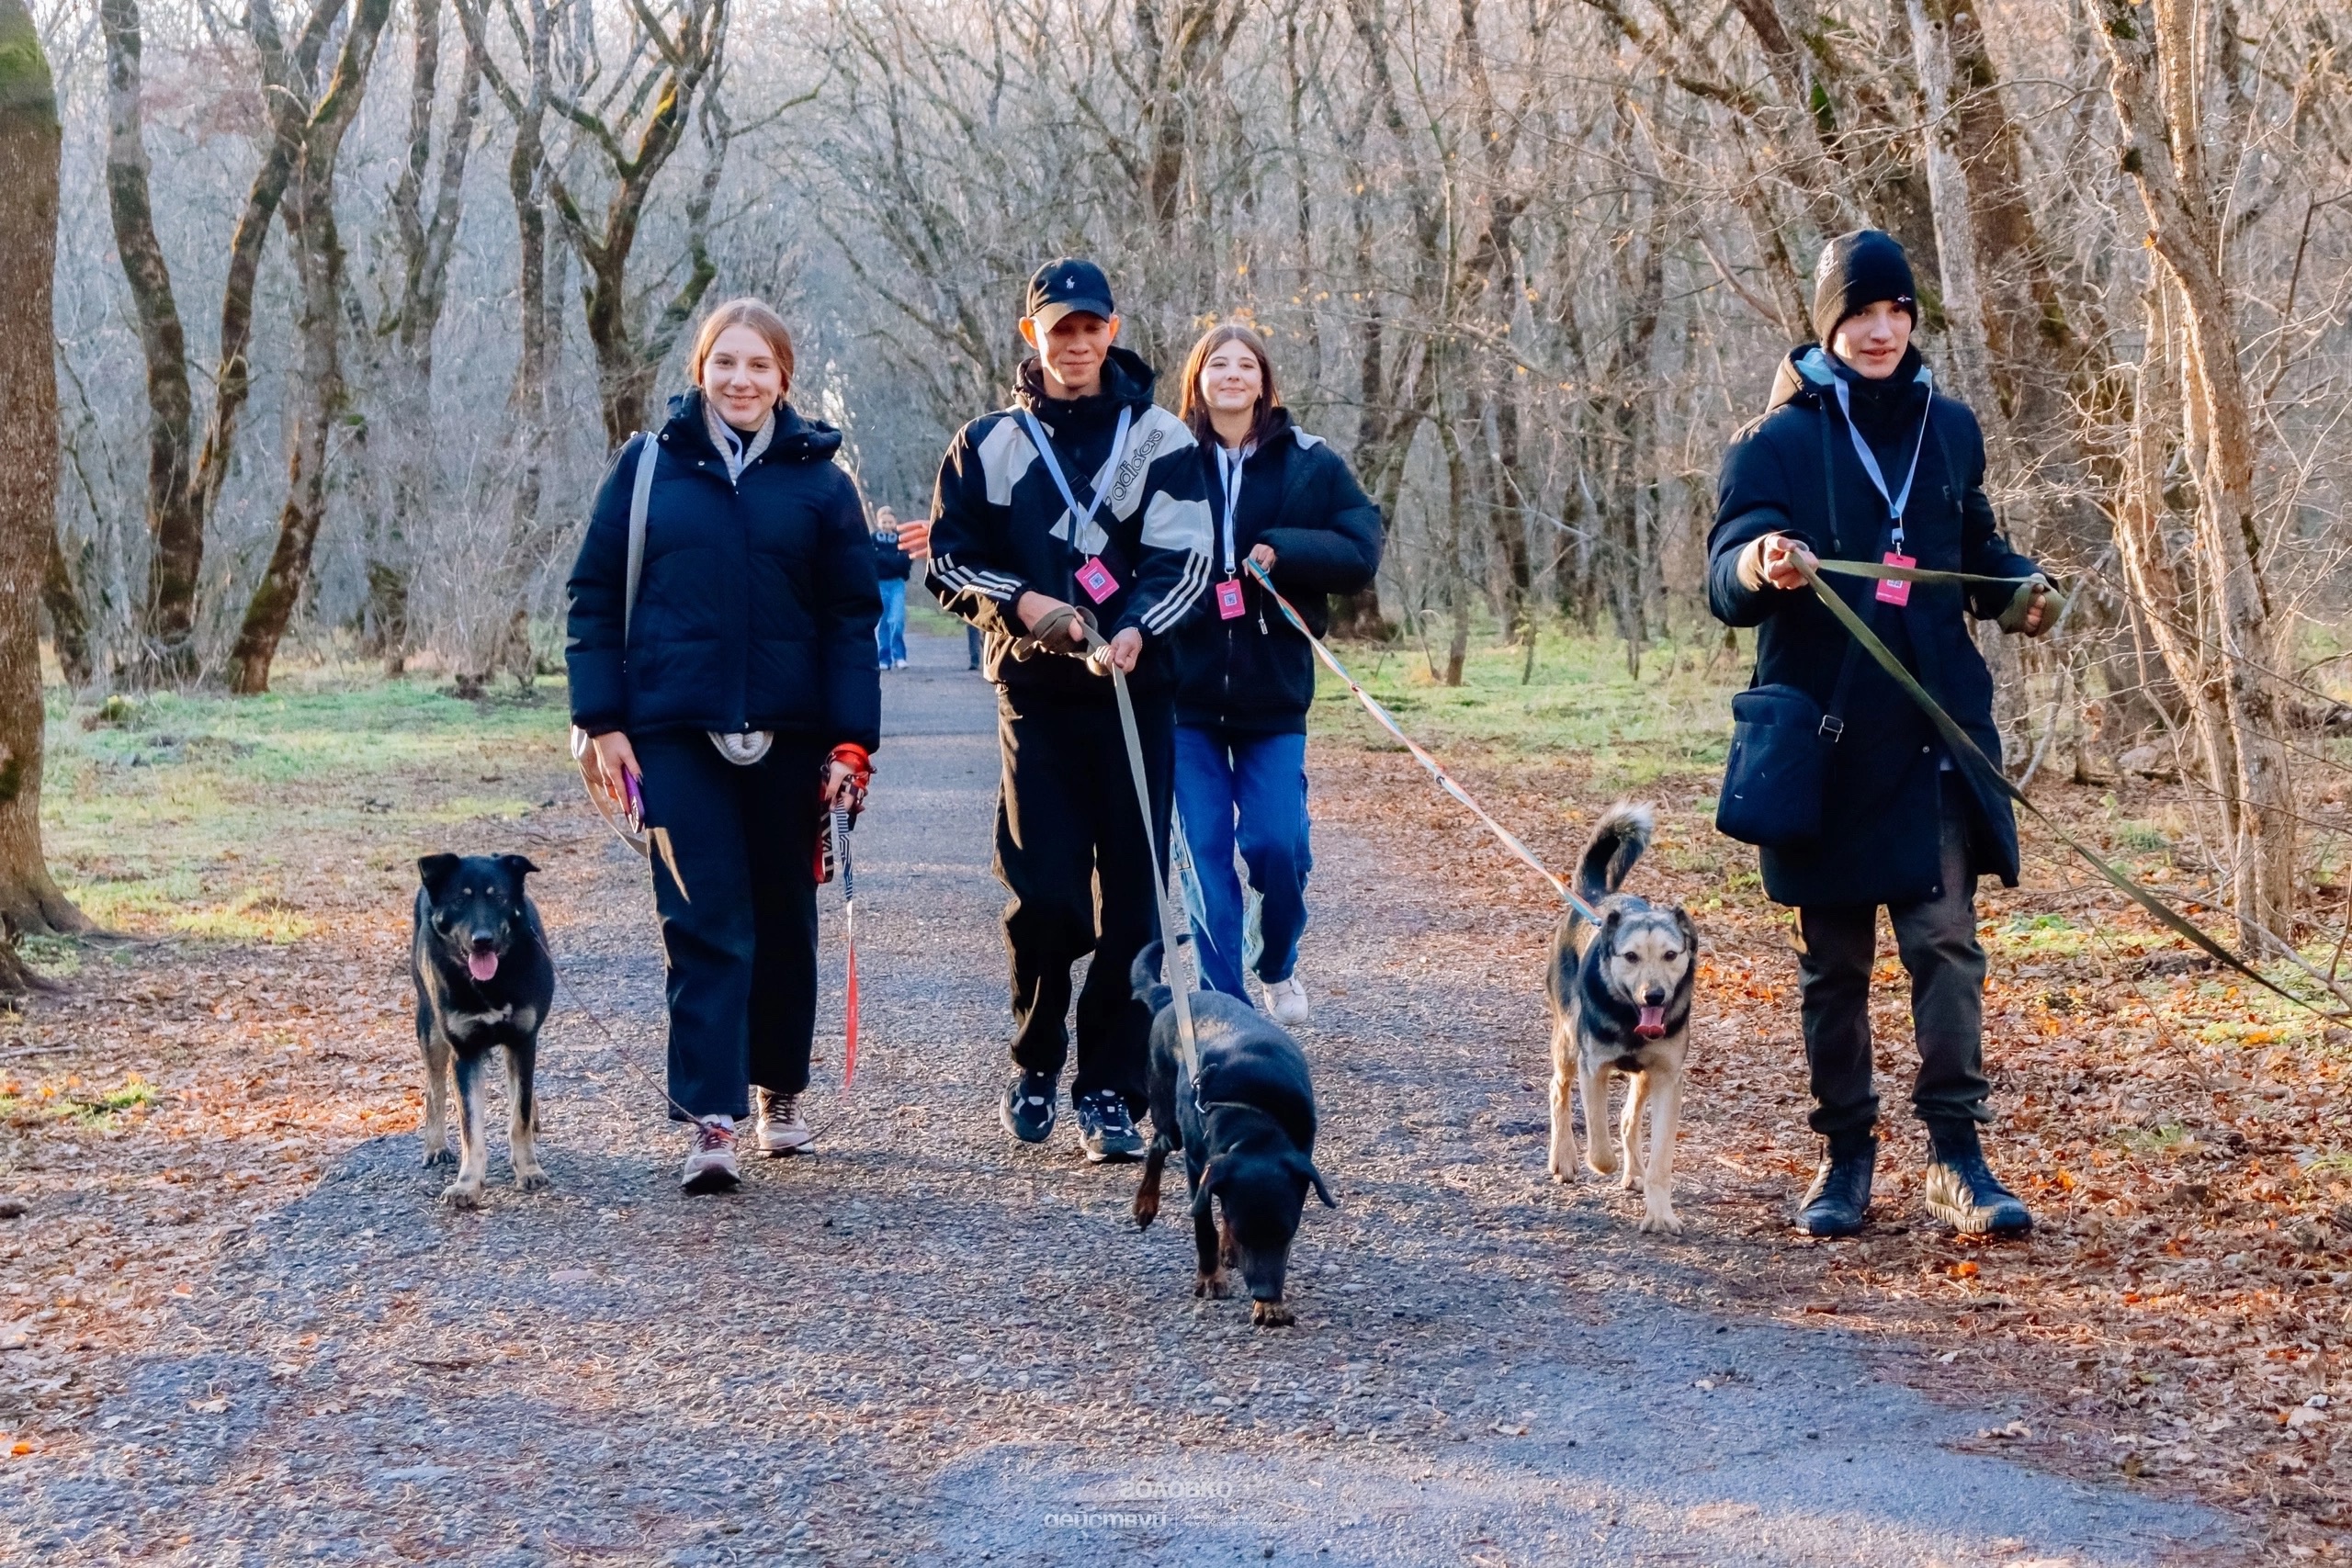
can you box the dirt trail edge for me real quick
[3,628,2234,1566]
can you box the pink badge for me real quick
[1076,557,1118,604]
[1216,579,1246,620]
[1876,552,1914,606]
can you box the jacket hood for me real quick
[1012,344,1159,422]
[1764,343,1929,421]
[662,389,843,463]
[1199,402,1298,456]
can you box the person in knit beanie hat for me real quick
[1703,227,2060,1247]
[1811,230,1917,348]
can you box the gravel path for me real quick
[3,628,2239,1566]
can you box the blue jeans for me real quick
[1173,726,1311,1000]
[876,580,908,666]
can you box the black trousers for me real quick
[1794,776,1992,1144]
[993,684,1173,1112]
[635,729,827,1122]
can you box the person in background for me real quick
[889,518,983,670]
[1707,231,2055,1241]
[1166,323,1380,1024]
[566,298,881,1193]
[922,257,1213,1163]
[872,504,912,670]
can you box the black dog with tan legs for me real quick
[412,853,555,1208]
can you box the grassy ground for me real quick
[39,673,570,945]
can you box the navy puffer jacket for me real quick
[1707,345,2040,908]
[566,391,883,750]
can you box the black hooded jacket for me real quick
[566,390,883,750]
[1167,410,1383,734]
[925,347,1214,698]
[1706,344,2040,908]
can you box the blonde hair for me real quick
[1178,323,1281,447]
[690,298,797,392]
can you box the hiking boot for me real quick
[1075,1090,1144,1164]
[1000,1070,1057,1145]
[1264,975,1311,1027]
[1922,1122,2033,1236]
[753,1088,811,1156]
[680,1115,741,1193]
[1794,1135,1876,1237]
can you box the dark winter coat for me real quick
[872,528,914,582]
[925,347,1213,699]
[1169,412,1383,735]
[1707,344,2040,908]
[566,390,883,751]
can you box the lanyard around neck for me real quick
[1020,406,1132,552]
[1216,442,1251,574]
[1828,373,1932,552]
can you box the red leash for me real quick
[831,802,860,1085]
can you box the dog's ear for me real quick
[498,853,541,881]
[1190,1161,1222,1220]
[1675,906,1699,953]
[1602,904,1623,932]
[1306,1162,1337,1208]
[417,854,461,898]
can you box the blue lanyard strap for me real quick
[1020,406,1131,556]
[1215,442,1250,574]
[1827,373,1932,553]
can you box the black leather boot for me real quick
[1794,1134,1876,1237]
[1921,1120,2032,1236]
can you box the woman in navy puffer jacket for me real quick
[567,299,880,1193]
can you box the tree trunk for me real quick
[0,0,88,942]
[41,523,92,689]
[100,0,201,690]
[227,0,395,695]
[2098,0,2294,942]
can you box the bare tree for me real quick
[0,0,88,968]
[227,0,398,694]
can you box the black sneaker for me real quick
[1922,1122,2032,1236]
[1000,1070,1057,1144]
[1074,1090,1144,1164]
[1794,1135,1876,1237]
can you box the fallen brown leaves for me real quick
[1311,736,2350,1551]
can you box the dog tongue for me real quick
[1635,1005,1667,1039]
[468,952,499,983]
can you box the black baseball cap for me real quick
[1025,258,1116,332]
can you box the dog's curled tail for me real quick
[1131,940,1173,1014]
[1577,802,1655,903]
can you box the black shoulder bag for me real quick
[1715,412,1872,849]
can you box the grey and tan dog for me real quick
[1545,804,1699,1235]
[412,853,555,1208]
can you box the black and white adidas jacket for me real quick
[926,347,1214,698]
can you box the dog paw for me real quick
[1251,1300,1295,1328]
[1638,1205,1684,1237]
[1194,1270,1232,1300]
[514,1170,550,1193]
[440,1182,486,1210]
[1617,1166,1641,1192]
[421,1146,457,1168]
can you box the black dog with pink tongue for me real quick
[411,853,556,1208]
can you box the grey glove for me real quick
[1997,574,2061,637]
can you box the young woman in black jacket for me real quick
[1168,324,1382,1022]
[567,299,882,1193]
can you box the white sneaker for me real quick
[1265,976,1310,1026]
[754,1089,811,1156]
[680,1115,741,1192]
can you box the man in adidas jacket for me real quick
[927,258,1213,1164]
